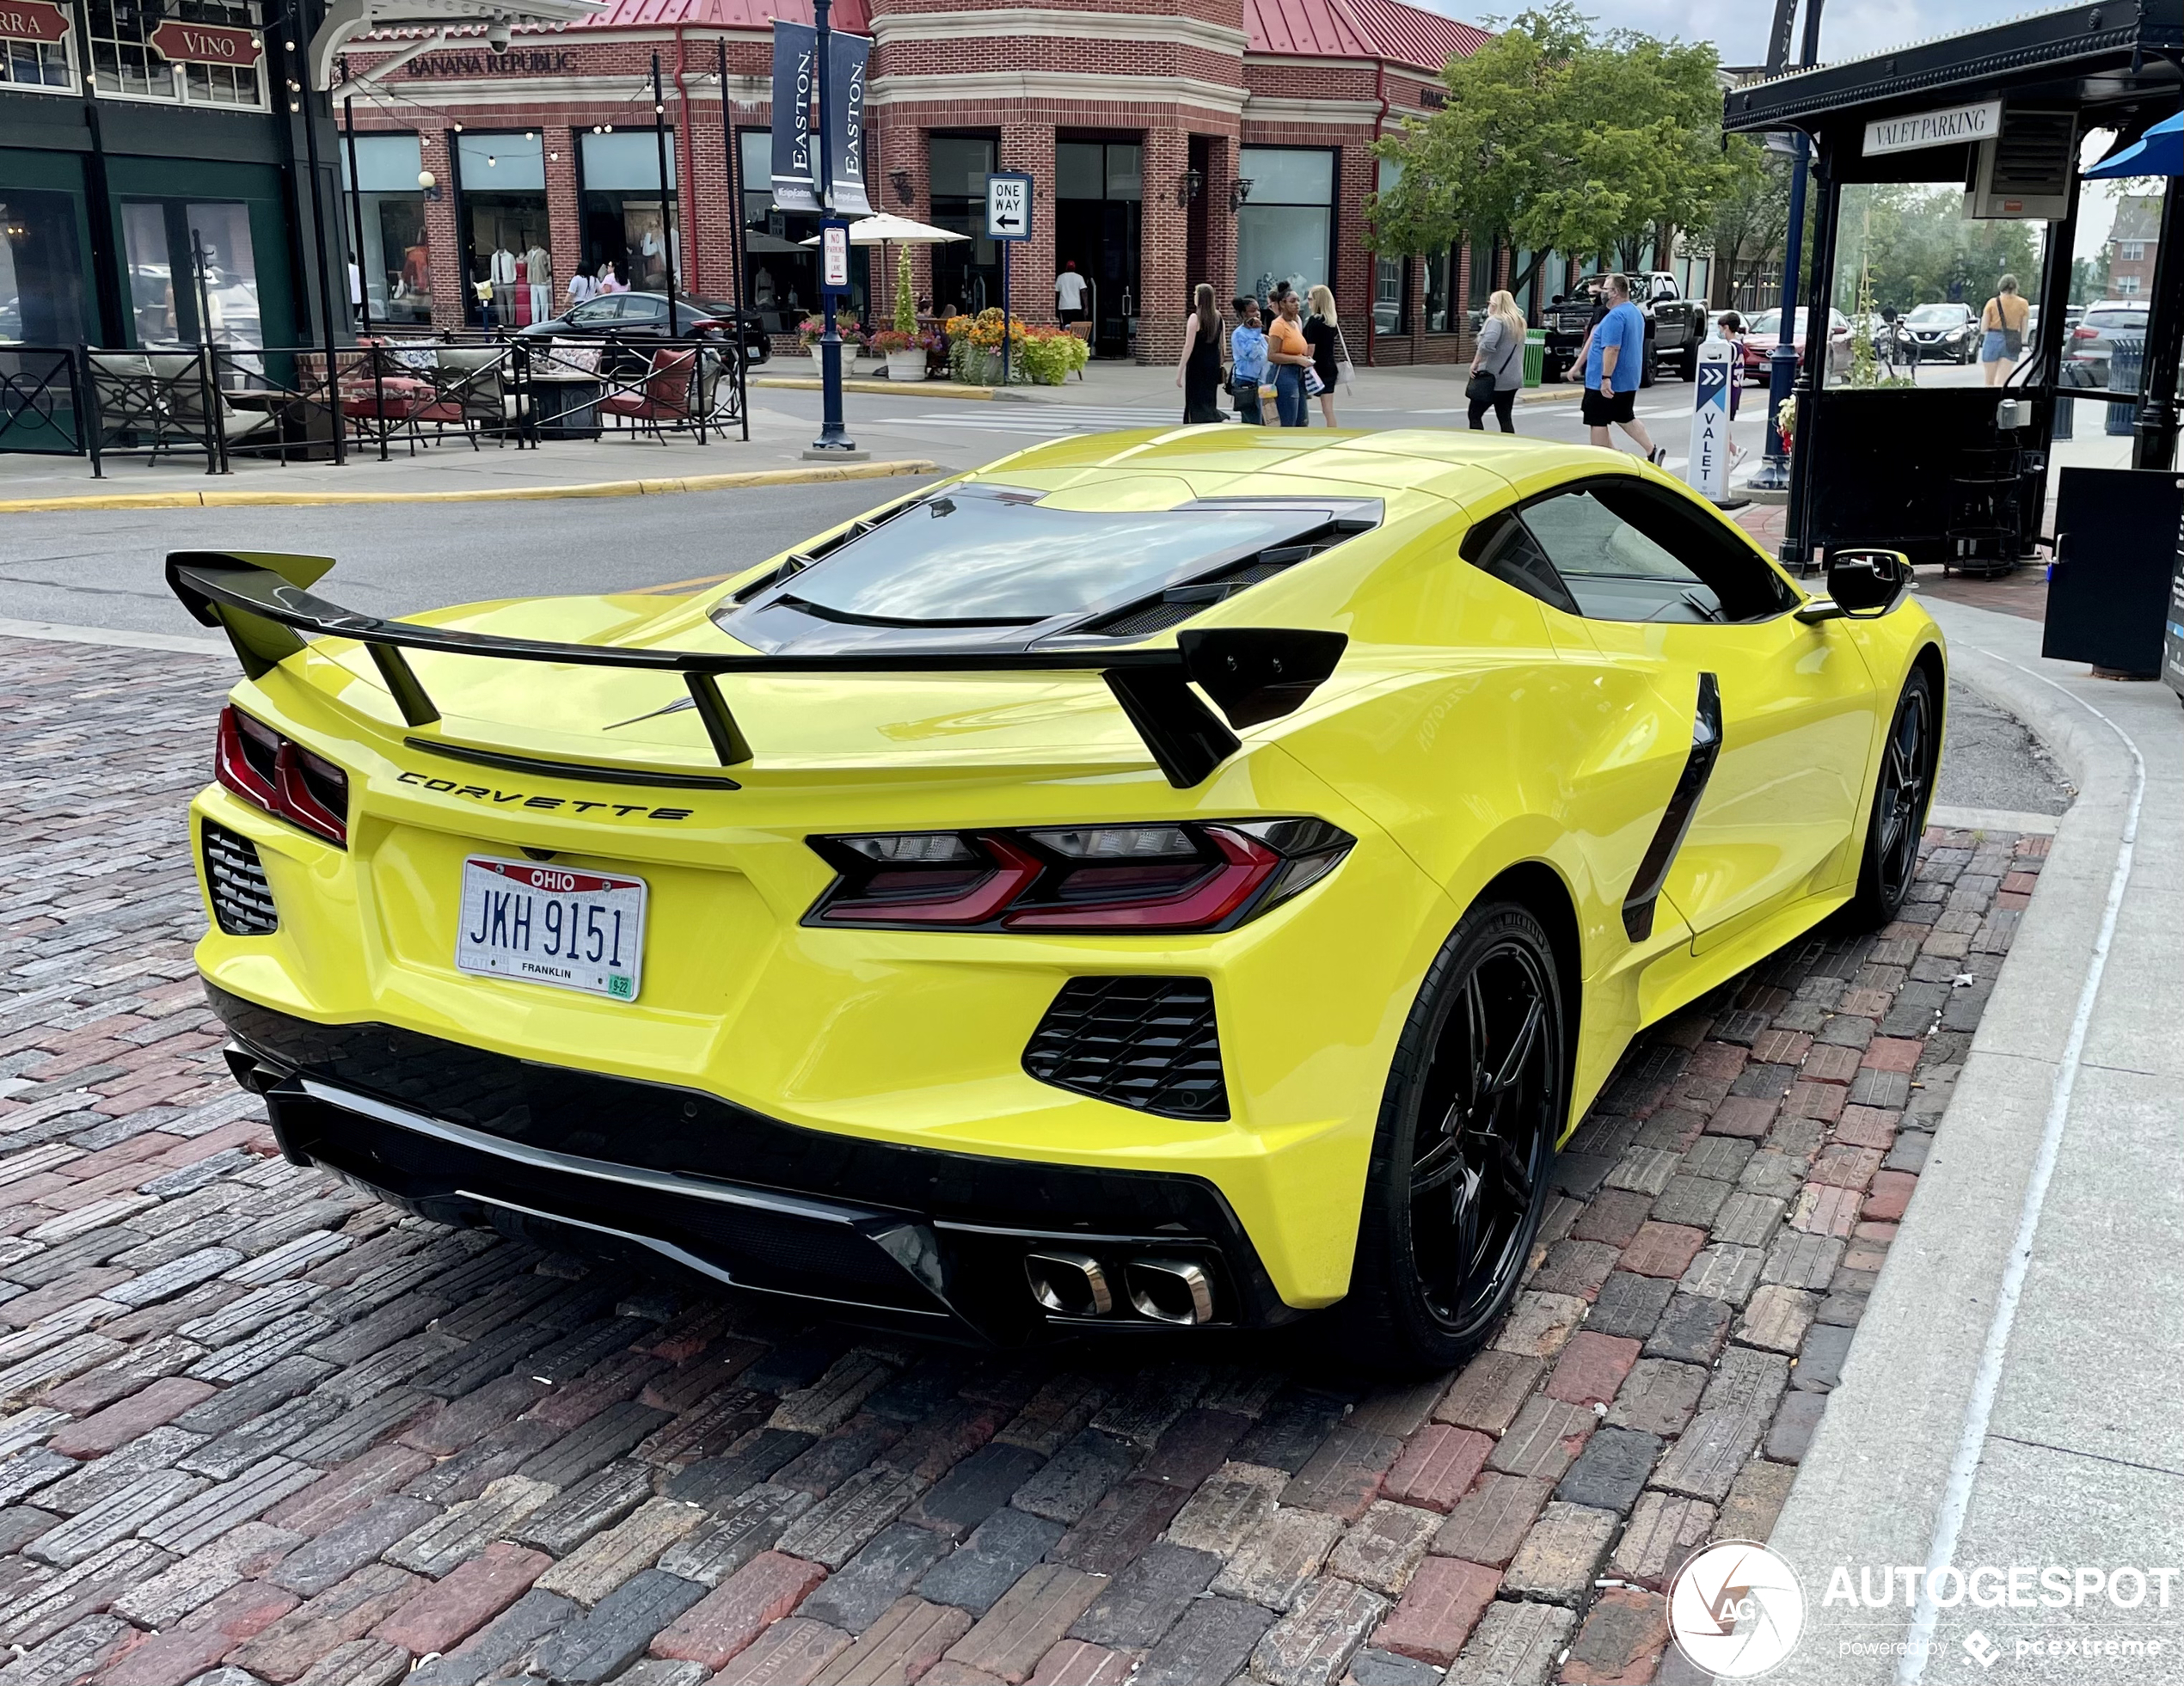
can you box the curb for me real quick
[1762,598,2143,1684]
[1515,384,1583,406]
[752,376,998,401]
[0,458,940,514]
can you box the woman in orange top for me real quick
[1266,291,1312,428]
[1980,274,2029,387]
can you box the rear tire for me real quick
[1640,340,1659,388]
[1849,666,1937,928]
[1340,901,1564,1370]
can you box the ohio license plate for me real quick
[456,857,646,1001]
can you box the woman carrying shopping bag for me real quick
[1304,284,1347,426]
[1467,290,1526,432]
[1267,291,1313,426]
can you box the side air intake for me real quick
[1022,976,1227,1119]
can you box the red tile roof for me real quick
[377,0,871,41]
[1244,0,1487,73]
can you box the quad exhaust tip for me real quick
[1023,1249,1216,1325]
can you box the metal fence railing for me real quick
[0,330,751,478]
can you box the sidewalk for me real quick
[1769,598,2184,1685]
[0,409,934,511]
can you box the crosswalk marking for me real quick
[895,406,1193,438]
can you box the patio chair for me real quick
[598,347,699,444]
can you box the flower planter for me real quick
[807,347,825,377]
[886,351,928,383]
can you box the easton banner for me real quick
[770,21,818,212]
[825,30,872,217]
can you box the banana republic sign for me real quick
[408,47,574,76]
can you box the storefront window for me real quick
[1468,238,1495,317]
[1374,257,1406,336]
[339,132,430,325]
[120,198,261,346]
[87,0,264,106]
[581,130,675,293]
[739,128,816,330]
[0,190,86,342]
[1423,247,1452,333]
[2,12,73,90]
[1236,146,1333,304]
[456,132,548,328]
[929,134,998,316]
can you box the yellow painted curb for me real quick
[0,458,941,514]
[1515,385,1584,406]
[752,375,997,401]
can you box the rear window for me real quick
[739,485,1372,627]
[2086,309,2147,330]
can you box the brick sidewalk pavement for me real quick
[0,636,2040,1686]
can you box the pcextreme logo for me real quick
[1669,1541,1807,1679]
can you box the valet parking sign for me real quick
[1688,330,1733,505]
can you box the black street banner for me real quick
[770,21,817,212]
[825,31,873,218]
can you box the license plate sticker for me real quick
[457,856,646,1001]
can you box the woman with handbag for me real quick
[1980,274,2029,387]
[1467,290,1526,432]
[1175,283,1227,424]
[1304,285,1347,426]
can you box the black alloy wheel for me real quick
[1851,667,1936,927]
[1343,901,1564,1369]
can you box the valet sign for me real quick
[0,1,69,43]
[148,19,261,64]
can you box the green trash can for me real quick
[1524,330,1546,389]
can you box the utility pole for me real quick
[1746,0,1822,500]
[652,53,678,338]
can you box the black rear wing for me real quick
[167,551,1347,789]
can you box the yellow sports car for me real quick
[175,429,1942,1367]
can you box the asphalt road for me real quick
[0,476,941,638]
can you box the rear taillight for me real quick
[215,706,348,847]
[2072,325,2097,339]
[806,818,1353,934]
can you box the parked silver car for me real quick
[2068,300,2150,389]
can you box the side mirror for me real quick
[1824,548,1910,617]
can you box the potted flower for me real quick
[799,315,826,376]
[870,328,929,382]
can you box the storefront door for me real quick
[118,198,262,347]
[0,150,92,346]
[1055,139,1139,359]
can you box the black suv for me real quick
[518,291,771,366]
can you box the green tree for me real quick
[1369,3,1751,291]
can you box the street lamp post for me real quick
[1746,0,1824,498]
[808,0,856,454]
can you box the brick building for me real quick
[334,0,1504,363]
[2105,193,2159,299]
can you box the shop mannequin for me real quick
[525,243,552,322]
[489,248,517,286]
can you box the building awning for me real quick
[311,0,604,91]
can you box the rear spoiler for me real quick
[167,551,1347,789]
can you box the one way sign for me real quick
[985,172,1033,242]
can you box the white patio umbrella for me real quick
[801,214,970,324]
[798,213,969,247]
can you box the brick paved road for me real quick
[0,636,2040,1686]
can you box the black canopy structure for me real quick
[1724,1,2184,579]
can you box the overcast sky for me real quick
[1540,0,2034,65]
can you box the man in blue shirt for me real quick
[1580,274,1665,464]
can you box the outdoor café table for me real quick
[224,388,339,460]
[527,366,604,439]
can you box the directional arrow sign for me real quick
[985,172,1033,243]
